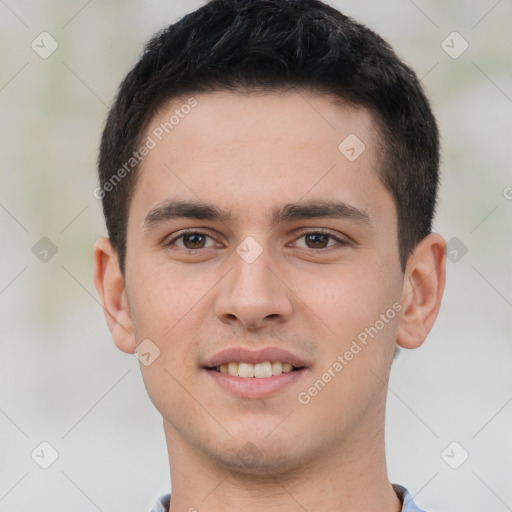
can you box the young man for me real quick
[93,1,446,510]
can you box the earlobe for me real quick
[93,237,136,354]
[396,233,446,349]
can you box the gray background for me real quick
[1,1,511,511]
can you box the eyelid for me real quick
[164,228,351,251]
[164,228,220,247]
[290,228,351,248]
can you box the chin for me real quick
[208,436,311,478]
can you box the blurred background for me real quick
[0,1,511,511]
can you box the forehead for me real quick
[131,90,390,226]
[145,90,380,160]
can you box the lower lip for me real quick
[205,368,307,398]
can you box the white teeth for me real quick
[216,361,299,378]
[227,362,238,377]
[254,362,273,378]
[238,362,255,378]
[271,361,282,375]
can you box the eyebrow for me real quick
[143,199,371,229]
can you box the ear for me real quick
[396,233,446,349]
[93,237,136,354]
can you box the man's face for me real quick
[123,90,404,473]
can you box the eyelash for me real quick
[164,229,350,253]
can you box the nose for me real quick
[214,244,293,330]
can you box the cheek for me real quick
[293,262,400,343]
[127,261,215,381]
[294,266,400,429]
[293,258,402,414]
[127,260,214,339]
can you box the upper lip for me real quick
[203,347,309,369]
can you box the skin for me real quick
[94,90,446,512]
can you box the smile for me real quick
[205,365,307,399]
[213,361,300,378]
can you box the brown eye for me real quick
[304,233,330,249]
[292,230,350,251]
[165,231,217,251]
[181,233,207,249]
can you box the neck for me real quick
[164,406,401,512]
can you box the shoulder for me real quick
[392,483,428,512]
[149,493,171,512]
[151,487,428,512]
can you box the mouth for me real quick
[202,346,310,398]
[204,365,307,399]
[206,361,304,379]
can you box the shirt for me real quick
[149,483,426,511]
